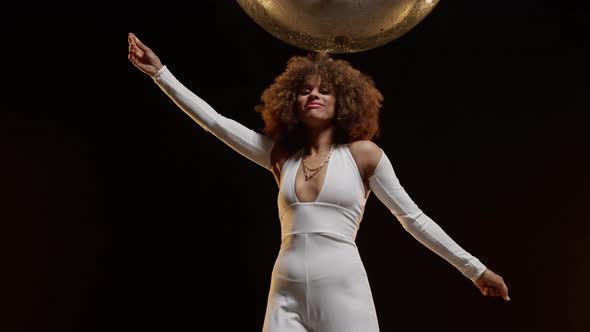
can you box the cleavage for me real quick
[293,150,331,203]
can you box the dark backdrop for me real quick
[2,1,589,331]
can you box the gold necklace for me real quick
[302,144,335,181]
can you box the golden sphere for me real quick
[237,0,440,53]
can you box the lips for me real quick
[305,102,323,108]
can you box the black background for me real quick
[3,1,589,331]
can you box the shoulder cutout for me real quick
[347,140,383,180]
[270,142,292,178]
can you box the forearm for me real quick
[151,66,275,171]
[397,212,487,281]
[368,151,486,281]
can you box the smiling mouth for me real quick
[305,103,323,108]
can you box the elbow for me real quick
[397,210,426,230]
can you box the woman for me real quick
[127,32,509,332]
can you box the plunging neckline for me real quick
[293,145,334,204]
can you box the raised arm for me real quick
[367,149,509,300]
[128,32,275,171]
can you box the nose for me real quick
[308,89,320,100]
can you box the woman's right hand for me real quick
[128,32,163,77]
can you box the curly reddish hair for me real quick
[255,52,383,150]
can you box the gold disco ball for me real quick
[236,0,440,53]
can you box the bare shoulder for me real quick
[346,140,383,179]
[270,141,293,176]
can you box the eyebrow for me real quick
[301,83,331,89]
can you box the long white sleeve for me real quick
[151,66,276,172]
[368,150,487,281]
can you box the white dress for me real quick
[151,66,487,332]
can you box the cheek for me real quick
[329,98,337,112]
[296,96,306,109]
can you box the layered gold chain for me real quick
[302,144,335,181]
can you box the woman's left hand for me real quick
[474,268,510,301]
[128,32,163,77]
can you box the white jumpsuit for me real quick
[151,66,487,332]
